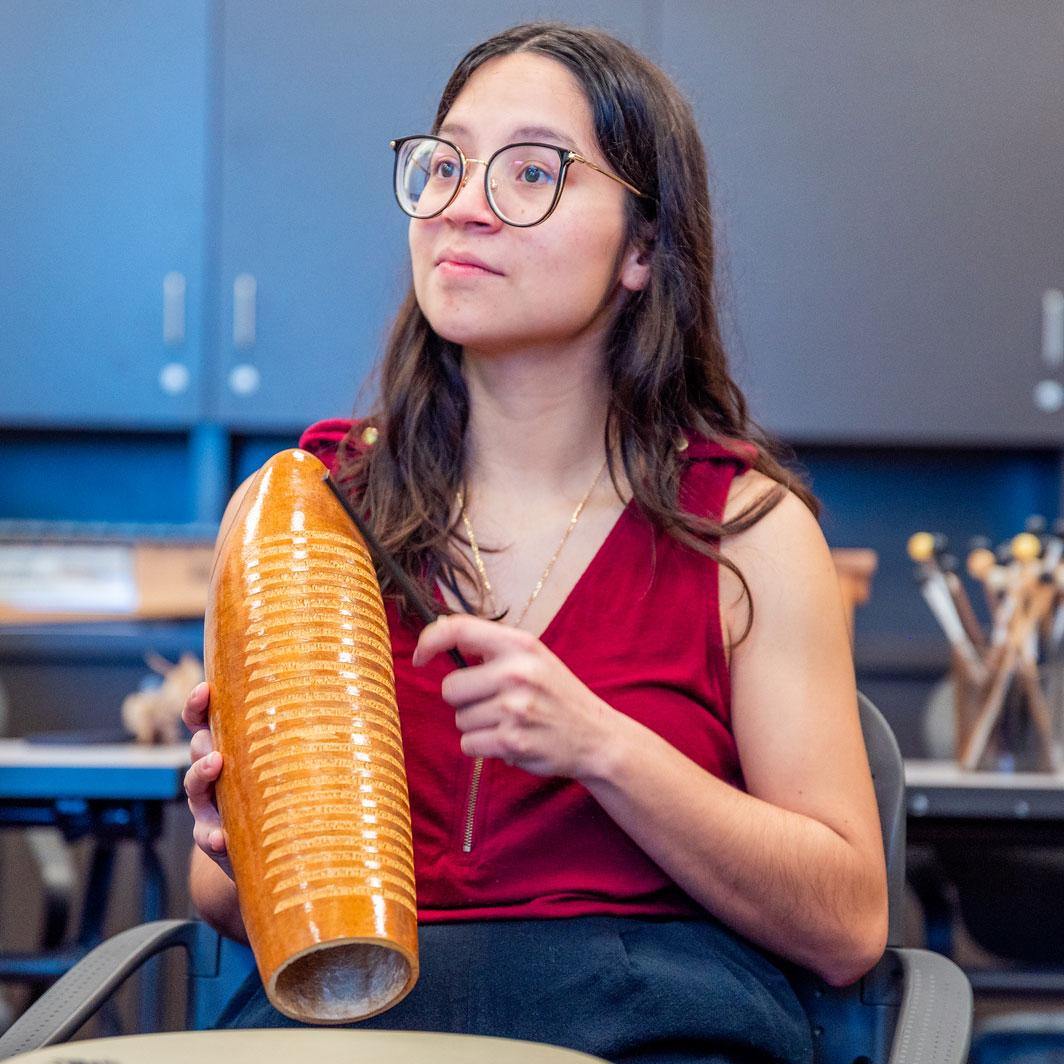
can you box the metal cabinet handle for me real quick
[228,363,261,397]
[1044,289,1064,367]
[1034,380,1064,414]
[159,362,191,396]
[163,272,186,345]
[233,273,257,348]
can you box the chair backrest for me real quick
[789,692,908,1064]
[857,691,907,948]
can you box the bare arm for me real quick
[415,472,887,987]
[190,843,247,945]
[585,477,886,984]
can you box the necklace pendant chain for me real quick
[460,505,499,616]
[459,457,608,629]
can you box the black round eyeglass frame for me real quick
[389,134,646,229]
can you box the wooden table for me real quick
[4,1029,608,1063]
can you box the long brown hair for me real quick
[334,21,817,634]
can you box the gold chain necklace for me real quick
[457,457,608,629]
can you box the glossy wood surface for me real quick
[4,1030,609,1063]
[205,449,417,1022]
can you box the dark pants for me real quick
[218,916,813,1064]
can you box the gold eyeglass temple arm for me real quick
[569,153,645,199]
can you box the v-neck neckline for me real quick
[434,496,637,646]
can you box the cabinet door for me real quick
[0,2,211,428]
[212,0,653,431]
[660,3,1064,444]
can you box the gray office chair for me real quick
[784,693,971,1062]
[0,693,971,1063]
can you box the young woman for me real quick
[184,22,887,1063]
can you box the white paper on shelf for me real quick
[0,543,138,613]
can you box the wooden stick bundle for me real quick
[909,527,1063,772]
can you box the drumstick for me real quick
[967,541,1005,619]
[1049,519,1064,655]
[938,549,988,653]
[1030,520,1064,651]
[1017,657,1060,770]
[323,473,469,670]
[1013,568,1060,771]
[1009,532,1042,575]
[959,640,1021,770]
[908,532,986,682]
[983,535,1038,648]
[1011,532,1045,660]
[1005,535,1059,768]
[961,583,1042,766]
[960,575,1056,769]
[1049,563,1064,655]
[1015,518,1059,765]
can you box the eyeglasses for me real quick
[390,135,645,228]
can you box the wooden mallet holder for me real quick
[909,530,1062,772]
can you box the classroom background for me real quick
[1,3,1062,1061]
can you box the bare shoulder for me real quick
[718,469,840,646]
[721,469,829,569]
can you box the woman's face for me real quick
[408,52,648,357]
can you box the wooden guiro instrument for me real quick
[205,448,418,1023]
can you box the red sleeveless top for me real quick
[300,419,754,922]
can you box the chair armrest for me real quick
[0,919,220,1060]
[888,947,972,1064]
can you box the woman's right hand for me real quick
[183,681,233,879]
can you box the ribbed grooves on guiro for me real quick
[238,531,415,919]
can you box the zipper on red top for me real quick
[461,755,484,853]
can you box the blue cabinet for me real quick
[0,2,211,428]
[4,3,1060,443]
[0,1,649,433]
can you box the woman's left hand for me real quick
[413,614,617,779]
